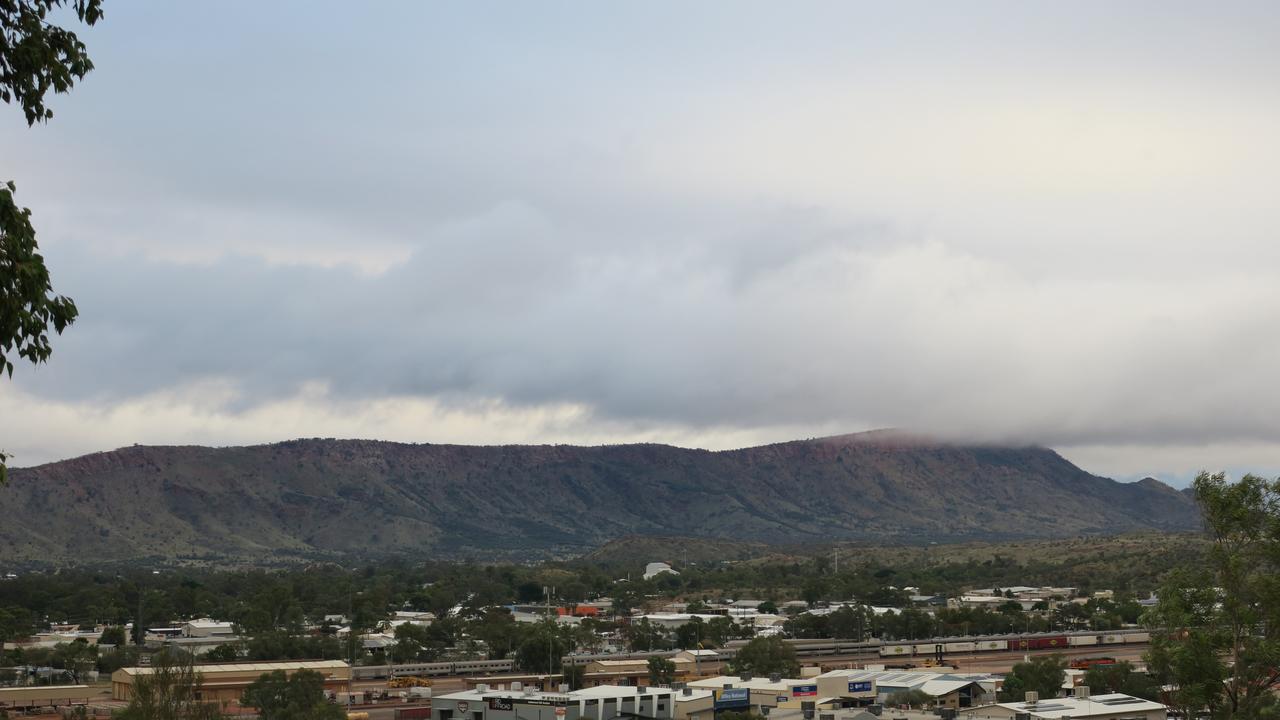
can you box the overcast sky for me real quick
[3,2,1280,484]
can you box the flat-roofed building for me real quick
[816,669,995,709]
[968,692,1166,720]
[1,685,106,711]
[111,660,350,703]
[688,675,838,713]
[433,684,676,720]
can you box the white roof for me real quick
[990,693,1166,719]
[570,686,672,699]
[688,675,812,692]
[816,669,997,695]
[118,660,347,677]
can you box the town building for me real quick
[815,669,995,709]
[687,674,834,713]
[968,691,1166,720]
[1,685,105,712]
[433,684,676,720]
[111,660,350,703]
[644,563,679,581]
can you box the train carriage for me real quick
[879,644,913,657]
[1010,635,1069,650]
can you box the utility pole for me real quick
[136,586,144,648]
[545,585,555,686]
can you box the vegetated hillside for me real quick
[0,431,1200,564]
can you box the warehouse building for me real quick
[688,674,840,713]
[433,684,676,720]
[111,660,350,703]
[968,690,1166,720]
[1,685,106,712]
[815,669,993,709]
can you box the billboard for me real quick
[792,685,818,697]
[715,688,751,710]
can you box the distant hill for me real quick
[0,431,1200,564]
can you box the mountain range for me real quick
[0,431,1199,565]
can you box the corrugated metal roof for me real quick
[117,660,348,677]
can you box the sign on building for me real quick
[848,681,873,693]
[792,685,818,697]
[715,688,751,710]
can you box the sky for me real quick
[3,2,1280,485]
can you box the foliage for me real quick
[729,636,800,678]
[389,621,439,664]
[647,656,675,686]
[561,664,584,691]
[515,621,568,673]
[114,651,227,720]
[0,0,102,124]
[886,689,932,707]
[998,654,1066,702]
[100,625,127,647]
[1081,661,1159,701]
[0,0,101,481]
[1145,472,1280,720]
[203,644,239,663]
[242,669,344,720]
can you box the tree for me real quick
[1082,661,1159,701]
[647,656,675,686]
[99,626,127,647]
[674,619,707,650]
[515,621,568,673]
[756,601,778,615]
[115,651,227,720]
[1145,472,1280,720]
[886,689,932,708]
[0,0,102,481]
[729,636,799,678]
[999,654,1066,702]
[203,644,239,663]
[242,669,344,720]
[562,664,585,691]
[389,622,436,664]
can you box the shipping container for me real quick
[943,642,976,653]
[1010,636,1069,650]
[975,640,1007,652]
[1100,634,1125,645]
[1068,635,1099,647]
[1121,632,1151,643]
[879,645,913,657]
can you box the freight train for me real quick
[352,631,1152,679]
[350,659,517,681]
[876,632,1150,657]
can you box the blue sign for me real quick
[793,685,818,697]
[848,681,873,693]
[715,688,751,710]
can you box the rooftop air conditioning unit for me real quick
[740,674,752,682]
[683,688,693,696]
[511,682,523,692]
[1025,691,1039,705]
[477,684,489,693]
[1077,686,1090,699]
[770,674,782,683]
